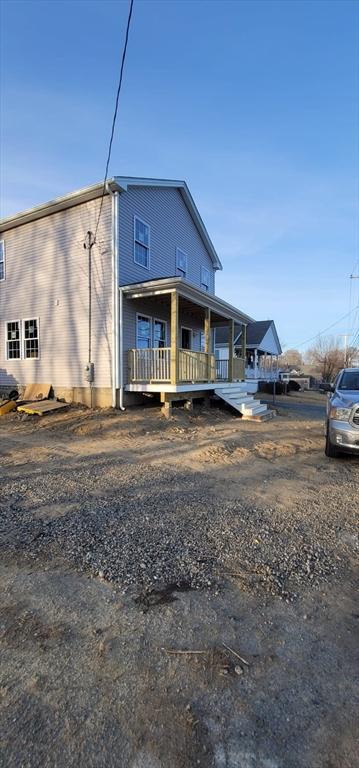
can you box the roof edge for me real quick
[0,176,223,271]
[121,276,253,324]
[0,179,121,232]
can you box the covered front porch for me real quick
[122,278,251,391]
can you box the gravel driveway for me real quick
[1,392,358,767]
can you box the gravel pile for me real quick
[0,460,356,600]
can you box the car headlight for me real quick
[330,407,351,421]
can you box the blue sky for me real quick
[1,0,358,350]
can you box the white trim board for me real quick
[126,382,249,394]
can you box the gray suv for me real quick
[325,368,359,457]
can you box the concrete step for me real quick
[242,409,275,422]
[214,387,272,420]
[227,394,253,403]
[242,403,268,415]
[233,400,258,409]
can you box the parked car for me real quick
[325,368,359,457]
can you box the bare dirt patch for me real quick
[1,392,358,767]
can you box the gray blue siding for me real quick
[118,186,216,293]
[122,295,206,386]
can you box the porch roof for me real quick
[121,277,254,325]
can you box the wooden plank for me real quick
[170,291,179,385]
[22,383,51,401]
[228,320,234,381]
[17,399,69,416]
[0,400,17,416]
[204,308,211,381]
[242,323,246,362]
[161,389,214,403]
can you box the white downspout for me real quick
[107,183,125,410]
[119,286,124,410]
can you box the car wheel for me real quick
[325,427,339,458]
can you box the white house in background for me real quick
[215,319,282,380]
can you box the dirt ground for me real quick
[0,391,358,768]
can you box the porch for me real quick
[122,277,251,391]
[128,347,246,385]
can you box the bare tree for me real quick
[279,348,303,369]
[305,336,356,381]
[346,345,359,367]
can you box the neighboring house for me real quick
[0,177,253,409]
[215,319,282,380]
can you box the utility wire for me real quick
[292,304,359,349]
[93,0,134,243]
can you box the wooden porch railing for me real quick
[128,348,171,382]
[215,357,245,381]
[178,349,215,383]
[128,349,244,384]
[233,357,245,380]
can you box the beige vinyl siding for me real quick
[0,197,113,391]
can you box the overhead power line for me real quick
[292,304,359,349]
[93,0,134,243]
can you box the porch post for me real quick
[170,290,179,385]
[228,319,234,381]
[204,308,211,381]
[254,349,258,379]
[242,323,246,380]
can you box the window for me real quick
[0,241,5,281]
[201,266,210,291]
[23,318,39,359]
[153,319,166,348]
[339,371,359,391]
[6,321,21,359]
[134,217,150,268]
[176,248,187,278]
[136,315,151,348]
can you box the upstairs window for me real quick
[23,318,39,359]
[134,217,150,269]
[0,241,5,281]
[201,267,210,291]
[6,321,20,359]
[176,248,187,278]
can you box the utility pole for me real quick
[336,333,354,367]
[346,272,359,366]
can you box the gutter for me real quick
[107,183,125,410]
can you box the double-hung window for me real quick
[5,317,40,359]
[136,315,151,349]
[6,321,21,359]
[176,248,187,278]
[134,217,150,268]
[23,318,39,359]
[0,241,5,281]
[201,267,210,292]
[153,319,166,348]
[136,315,167,349]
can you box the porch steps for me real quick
[214,385,272,421]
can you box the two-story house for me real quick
[1,177,270,417]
